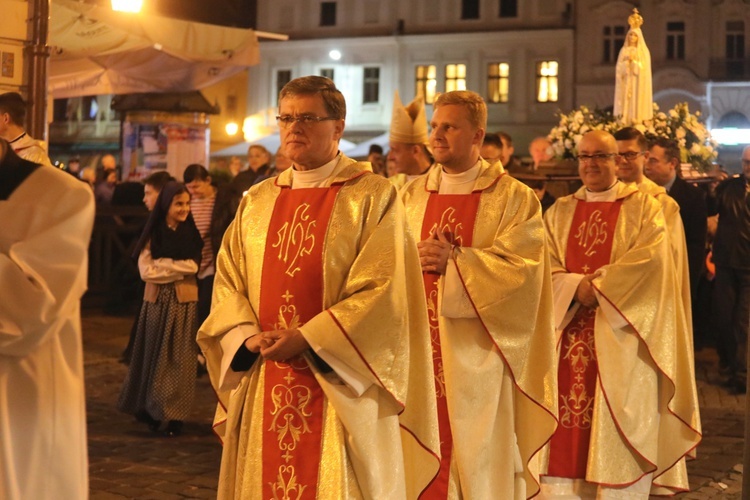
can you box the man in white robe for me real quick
[0,140,94,499]
[0,92,52,166]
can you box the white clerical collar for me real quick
[292,154,340,189]
[441,160,481,185]
[585,180,619,202]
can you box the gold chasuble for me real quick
[402,160,558,500]
[543,183,701,495]
[548,200,623,479]
[198,155,440,500]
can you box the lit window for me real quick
[415,65,437,104]
[363,67,380,104]
[536,61,558,103]
[487,63,509,103]
[602,25,626,64]
[445,64,467,93]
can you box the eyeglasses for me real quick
[618,151,645,161]
[576,153,617,163]
[276,114,337,128]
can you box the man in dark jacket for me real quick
[710,146,750,393]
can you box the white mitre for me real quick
[389,91,429,145]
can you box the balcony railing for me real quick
[708,58,750,81]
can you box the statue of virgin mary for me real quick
[613,9,653,123]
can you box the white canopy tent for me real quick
[342,132,389,159]
[48,0,261,98]
[212,134,356,157]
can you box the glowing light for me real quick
[329,50,342,61]
[711,128,750,146]
[225,121,239,136]
[111,0,143,13]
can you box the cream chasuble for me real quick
[543,182,701,495]
[0,165,93,499]
[402,159,558,500]
[197,154,440,499]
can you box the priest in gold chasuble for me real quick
[401,90,558,499]
[541,131,701,499]
[197,76,440,499]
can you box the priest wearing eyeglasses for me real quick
[197,75,440,499]
[540,130,700,498]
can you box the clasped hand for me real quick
[244,329,310,361]
[418,230,453,274]
[575,271,602,308]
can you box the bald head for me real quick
[577,131,620,192]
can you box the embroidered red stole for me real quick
[259,186,341,499]
[420,192,481,499]
[548,199,623,479]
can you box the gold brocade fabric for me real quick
[197,155,440,499]
[636,177,694,344]
[401,160,559,500]
[543,183,701,493]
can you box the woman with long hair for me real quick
[118,181,203,436]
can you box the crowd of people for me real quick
[1,75,748,500]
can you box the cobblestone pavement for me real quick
[82,310,744,499]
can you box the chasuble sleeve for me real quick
[0,178,94,357]
[450,181,557,389]
[590,196,678,349]
[301,176,431,406]
[196,203,262,396]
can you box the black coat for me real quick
[668,176,708,294]
[713,176,750,270]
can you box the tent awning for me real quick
[343,132,390,159]
[48,0,261,98]
[212,134,356,157]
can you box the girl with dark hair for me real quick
[118,182,203,436]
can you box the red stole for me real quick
[548,199,623,479]
[420,192,481,499]
[259,186,340,498]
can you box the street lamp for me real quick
[111,0,143,13]
[225,121,239,136]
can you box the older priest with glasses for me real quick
[197,76,440,499]
[541,130,700,498]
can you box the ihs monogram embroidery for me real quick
[273,203,317,277]
[574,210,609,257]
[429,206,465,245]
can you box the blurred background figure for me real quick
[528,136,553,170]
[481,133,504,165]
[228,156,243,177]
[66,156,82,177]
[80,167,96,188]
[522,178,556,213]
[94,167,118,205]
[497,131,520,171]
[273,147,293,174]
[367,144,385,176]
